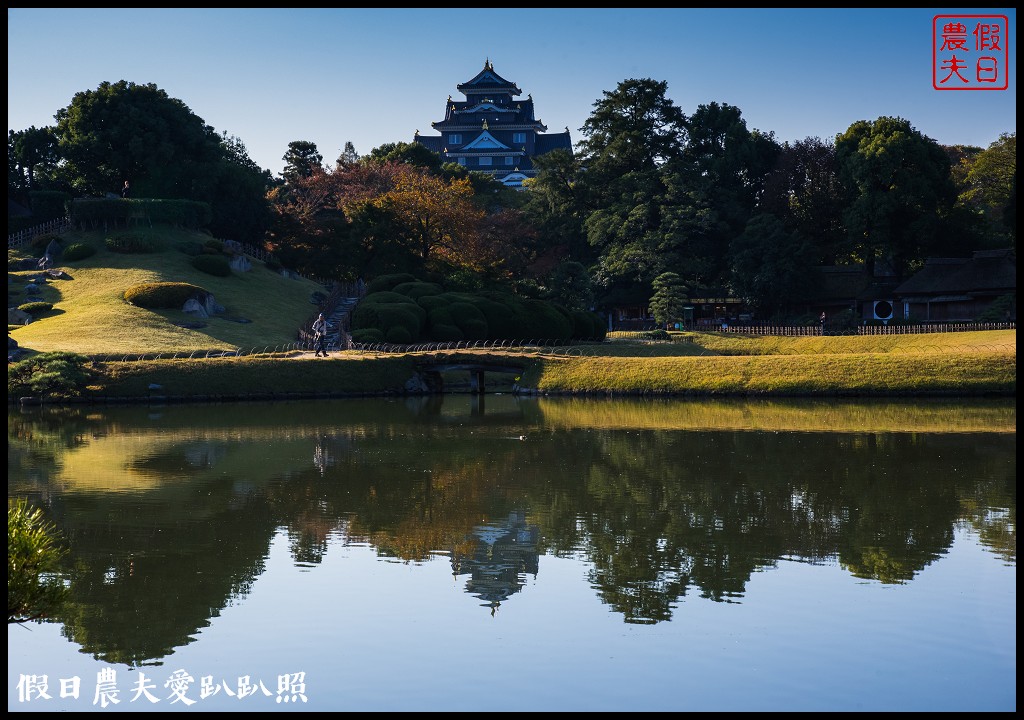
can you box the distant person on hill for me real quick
[122,180,131,199]
[312,313,328,357]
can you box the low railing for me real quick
[8,217,72,249]
[718,321,1016,335]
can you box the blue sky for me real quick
[7,8,1016,177]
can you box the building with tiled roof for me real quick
[893,249,1016,321]
[414,59,572,188]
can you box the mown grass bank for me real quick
[10,335,1015,404]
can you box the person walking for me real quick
[312,313,328,357]
[122,180,131,198]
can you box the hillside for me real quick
[8,226,327,356]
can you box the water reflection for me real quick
[7,396,1015,667]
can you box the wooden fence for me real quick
[8,217,72,249]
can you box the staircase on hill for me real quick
[323,297,358,351]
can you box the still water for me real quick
[7,396,1016,712]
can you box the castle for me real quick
[413,59,573,188]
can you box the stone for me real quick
[182,298,209,318]
[8,308,32,325]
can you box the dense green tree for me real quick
[729,213,814,319]
[959,132,1016,247]
[363,141,443,174]
[669,102,782,284]
[836,116,957,278]
[50,80,271,240]
[522,148,591,264]
[576,78,687,178]
[281,140,324,183]
[9,125,60,193]
[54,81,223,197]
[761,137,847,264]
[543,260,596,312]
[648,271,689,328]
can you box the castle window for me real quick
[448,134,462,144]
[457,157,466,166]
[513,132,526,143]
[505,157,515,165]
[478,157,492,166]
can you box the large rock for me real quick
[182,298,209,318]
[223,239,244,255]
[183,293,225,318]
[229,255,251,272]
[8,308,32,325]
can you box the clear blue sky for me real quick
[8,8,1016,178]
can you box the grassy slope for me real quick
[6,228,1016,399]
[9,227,325,355]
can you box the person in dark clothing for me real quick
[122,181,131,198]
[312,313,328,357]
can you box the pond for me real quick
[7,396,1016,712]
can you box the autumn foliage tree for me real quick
[373,165,484,269]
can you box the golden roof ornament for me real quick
[482,119,489,130]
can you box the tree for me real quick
[281,140,324,183]
[648,271,689,328]
[336,141,360,169]
[51,80,271,239]
[836,116,957,278]
[363,141,443,174]
[54,80,225,197]
[576,78,687,177]
[761,136,847,265]
[9,125,59,192]
[959,132,1016,247]
[729,213,814,320]
[374,164,484,270]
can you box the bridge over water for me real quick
[415,361,527,394]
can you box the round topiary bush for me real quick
[17,301,54,315]
[177,240,205,257]
[351,328,384,344]
[105,233,155,253]
[191,254,231,277]
[124,282,209,309]
[61,243,96,262]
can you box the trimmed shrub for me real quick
[105,232,155,253]
[203,238,225,254]
[416,294,453,311]
[191,254,232,277]
[61,243,96,262]
[352,328,384,344]
[448,301,488,340]
[384,325,414,344]
[392,281,444,299]
[178,241,205,257]
[522,299,573,339]
[124,282,209,309]
[17,302,54,315]
[366,273,417,294]
[431,323,464,341]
